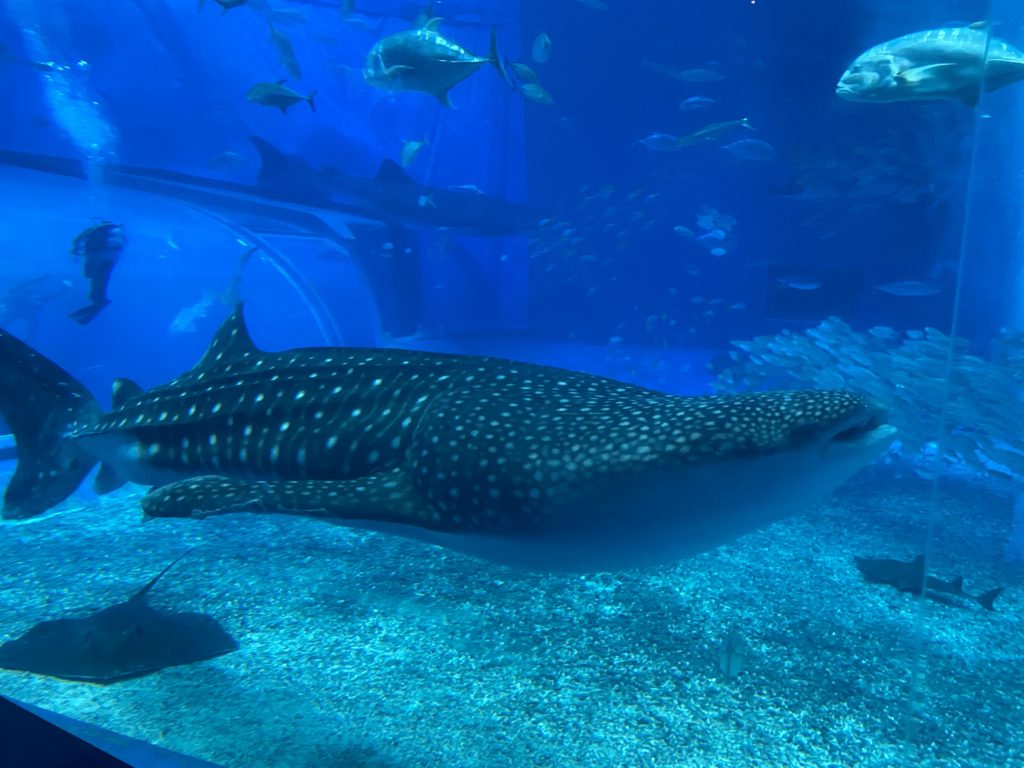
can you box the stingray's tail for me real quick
[0,328,101,518]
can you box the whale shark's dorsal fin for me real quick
[111,378,143,409]
[375,159,417,185]
[194,304,259,371]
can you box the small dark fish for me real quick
[875,280,940,297]
[855,554,1003,610]
[638,132,681,151]
[679,96,716,111]
[677,117,755,147]
[723,138,776,161]
[928,260,959,280]
[519,82,553,105]
[0,275,71,340]
[400,138,429,168]
[675,67,725,83]
[269,22,302,79]
[776,276,821,291]
[206,150,248,169]
[531,32,551,63]
[767,177,808,197]
[197,0,249,12]
[247,79,316,112]
[718,627,747,679]
[644,61,724,83]
[510,61,540,85]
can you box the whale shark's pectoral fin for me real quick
[141,469,425,524]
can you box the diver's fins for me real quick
[67,299,111,325]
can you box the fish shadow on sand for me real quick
[0,554,238,683]
[854,554,1003,611]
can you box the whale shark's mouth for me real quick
[822,406,896,459]
[831,412,887,443]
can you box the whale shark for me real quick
[0,307,896,572]
[249,137,545,236]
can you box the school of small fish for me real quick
[714,317,1024,480]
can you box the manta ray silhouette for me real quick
[0,555,237,683]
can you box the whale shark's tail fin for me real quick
[0,328,101,519]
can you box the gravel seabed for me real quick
[0,466,1020,768]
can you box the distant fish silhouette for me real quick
[0,555,237,683]
[718,627,748,679]
[854,554,1003,610]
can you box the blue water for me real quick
[0,0,1022,766]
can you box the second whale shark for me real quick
[0,307,895,572]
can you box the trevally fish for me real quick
[638,133,682,152]
[643,61,725,83]
[677,117,755,147]
[246,80,316,112]
[531,32,551,63]
[268,22,302,80]
[510,61,540,85]
[400,138,428,168]
[519,83,553,105]
[363,19,510,107]
[836,24,1024,105]
[0,307,895,573]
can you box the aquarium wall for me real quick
[0,1,1022,767]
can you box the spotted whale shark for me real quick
[0,307,896,571]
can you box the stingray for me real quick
[0,555,238,683]
[854,554,1003,610]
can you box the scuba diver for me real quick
[68,219,126,324]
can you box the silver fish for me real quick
[363,20,510,107]
[531,32,551,63]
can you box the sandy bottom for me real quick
[0,466,1019,768]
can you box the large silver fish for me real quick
[363,19,509,107]
[0,307,896,572]
[836,25,1024,105]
